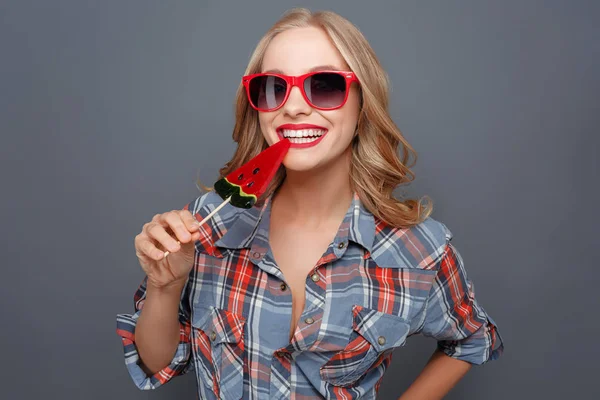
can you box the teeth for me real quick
[281,129,325,138]
[287,136,319,144]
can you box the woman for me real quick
[116,8,504,399]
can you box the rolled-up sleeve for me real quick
[116,275,194,389]
[420,241,504,365]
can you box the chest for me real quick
[188,252,437,399]
[194,249,438,359]
[269,224,337,341]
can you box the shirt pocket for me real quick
[319,304,410,387]
[191,304,246,400]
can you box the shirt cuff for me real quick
[436,314,504,365]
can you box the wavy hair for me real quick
[199,8,433,229]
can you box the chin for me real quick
[281,156,322,173]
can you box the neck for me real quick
[273,149,353,227]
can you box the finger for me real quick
[162,212,193,243]
[180,210,201,232]
[136,236,165,261]
[148,223,181,253]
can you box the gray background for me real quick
[1,0,597,399]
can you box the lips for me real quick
[276,123,328,149]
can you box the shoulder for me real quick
[370,215,453,271]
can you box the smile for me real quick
[276,124,328,149]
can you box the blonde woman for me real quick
[117,8,504,400]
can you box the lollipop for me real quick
[163,138,290,257]
[213,138,291,208]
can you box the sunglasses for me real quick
[242,70,359,112]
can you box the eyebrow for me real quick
[262,64,343,74]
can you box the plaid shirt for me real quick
[116,191,504,399]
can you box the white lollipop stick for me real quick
[163,196,232,257]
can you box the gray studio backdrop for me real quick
[1,1,598,399]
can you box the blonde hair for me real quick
[199,8,433,229]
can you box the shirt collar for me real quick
[213,191,375,254]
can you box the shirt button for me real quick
[252,252,261,259]
[304,317,314,324]
[337,242,346,249]
[210,331,217,341]
[377,336,386,345]
[280,282,287,291]
[311,273,319,282]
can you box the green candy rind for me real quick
[214,177,257,209]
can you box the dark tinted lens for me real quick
[304,73,346,108]
[249,75,287,110]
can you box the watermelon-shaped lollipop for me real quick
[214,138,290,208]
[163,138,290,257]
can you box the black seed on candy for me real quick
[238,174,244,180]
[253,168,260,174]
[247,181,254,188]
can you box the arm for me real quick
[116,194,212,389]
[397,349,471,400]
[400,240,504,398]
[116,274,194,389]
[135,278,187,374]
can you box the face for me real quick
[258,26,361,173]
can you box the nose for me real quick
[281,85,312,117]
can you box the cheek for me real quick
[258,114,272,139]
[331,106,360,140]
[345,91,361,123]
[258,114,267,130]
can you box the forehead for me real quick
[261,26,349,74]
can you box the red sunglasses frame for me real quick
[242,70,360,112]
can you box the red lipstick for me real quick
[276,124,328,149]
